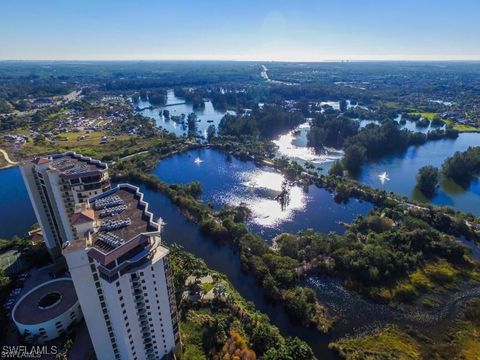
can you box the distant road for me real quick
[260,65,270,81]
[260,65,297,85]
[61,90,82,102]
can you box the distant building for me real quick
[20,152,111,257]
[63,184,180,360]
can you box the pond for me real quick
[136,90,234,137]
[273,124,480,215]
[357,114,446,133]
[152,148,372,240]
[273,122,343,170]
[358,133,480,215]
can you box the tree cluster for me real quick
[219,106,304,139]
[442,146,480,187]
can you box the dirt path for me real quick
[0,149,18,168]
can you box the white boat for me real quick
[194,157,203,165]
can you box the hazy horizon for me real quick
[2,58,480,63]
[1,0,479,61]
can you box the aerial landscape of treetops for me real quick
[171,246,315,360]
[3,0,480,358]
[1,60,480,359]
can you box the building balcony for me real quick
[137,308,146,316]
[140,327,150,334]
[135,301,145,308]
[131,282,141,290]
[142,335,152,343]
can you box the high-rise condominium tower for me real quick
[20,152,110,257]
[21,152,180,359]
[63,183,180,360]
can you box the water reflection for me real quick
[359,133,480,215]
[152,148,372,240]
[357,114,446,134]
[273,122,343,167]
[273,122,480,215]
[378,171,390,184]
[232,171,307,227]
[136,90,234,137]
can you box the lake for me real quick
[136,90,234,137]
[124,183,480,359]
[357,114,446,133]
[0,167,36,240]
[358,133,480,215]
[1,164,477,359]
[152,148,372,240]
[273,122,343,170]
[274,124,480,215]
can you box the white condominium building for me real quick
[20,152,111,257]
[63,183,180,360]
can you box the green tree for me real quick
[283,287,316,324]
[206,124,216,142]
[328,160,344,177]
[187,113,197,137]
[251,323,282,356]
[342,144,366,174]
[283,337,315,360]
[262,337,315,360]
[416,165,439,197]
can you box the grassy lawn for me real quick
[411,112,438,120]
[330,322,480,360]
[201,282,214,294]
[453,322,480,360]
[410,112,480,133]
[329,325,421,360]
[370,260,480,303]
[11,130,165,161]
[443,118,480,133]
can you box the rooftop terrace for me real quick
[32,152,107,178]
[90,185,160,254]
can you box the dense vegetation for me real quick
[307,115,359,149]
[416,165,439,197]
[112,168,333,332]
[442,146,480,186]
[308,117,458,174]
[275,209,479,301]
[0,236,50,333]
[330,298,480,360]
[171,247,316,360]
[219,106,304,139]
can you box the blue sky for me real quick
[1,0,479,61]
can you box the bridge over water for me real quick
[135,102,187,111]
